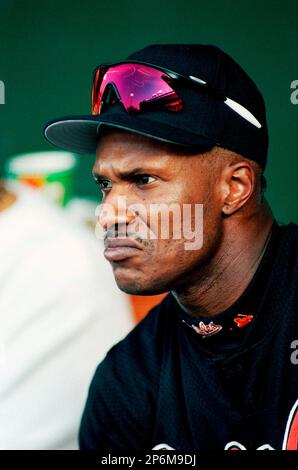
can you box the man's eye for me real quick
[97,179,112,190]
[135,175,155,185]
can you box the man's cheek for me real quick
[148,209,178,240]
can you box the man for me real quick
[44,44,298,450]
[0,180,133,449]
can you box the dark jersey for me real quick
[79,222,298,451]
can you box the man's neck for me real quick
[172,204,275,319]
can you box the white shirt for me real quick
[0,184,133,449]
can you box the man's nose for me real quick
[98,193,136,233]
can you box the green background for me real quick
[0,0,297,223]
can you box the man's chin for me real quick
[114,274,167,296]
[116,282,164,296]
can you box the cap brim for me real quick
[44,111,216,154]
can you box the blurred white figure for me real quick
[0,181,133,449]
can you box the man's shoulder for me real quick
[281,222,298,236]
[265,222,298,305]
[276,222,298,265]
[278,222,298,238]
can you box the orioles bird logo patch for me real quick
[191,321,222,338]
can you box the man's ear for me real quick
[220,162,255,216]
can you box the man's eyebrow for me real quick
[92,167,155,181]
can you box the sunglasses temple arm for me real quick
[224,97,262,128]
[189,75,262,129]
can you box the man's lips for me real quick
[104,237,143,261]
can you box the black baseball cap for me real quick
[44,44,269,168]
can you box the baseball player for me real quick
[44,44,298,450]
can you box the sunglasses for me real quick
[91,61,262,129]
